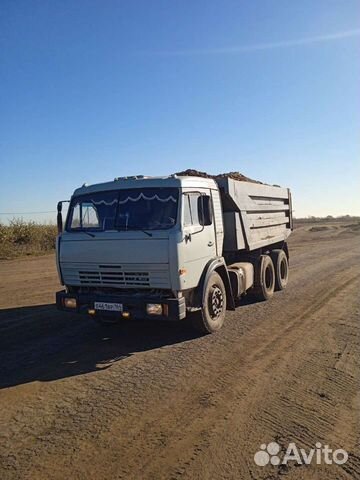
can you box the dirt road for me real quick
[0,223,359,480]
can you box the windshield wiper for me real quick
[84,231,96,238]
[137,229,153,237]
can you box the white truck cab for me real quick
[56,174,292,333]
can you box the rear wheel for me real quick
[253,255,275,301]
[271,249,289,291]
[192,272,227,334]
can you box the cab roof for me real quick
[73,175,218,196]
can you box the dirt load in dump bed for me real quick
[174,169,263,184]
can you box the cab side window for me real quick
[183,193,212,226]
[183,195,192,226]
[189,193,200,225]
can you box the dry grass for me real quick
[0,219,57,260]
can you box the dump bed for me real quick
[216,177,293,252]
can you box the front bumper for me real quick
[56,290,186,321]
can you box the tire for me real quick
[253,255,275,301]
[271,249,289,291]
[192,272,227,334]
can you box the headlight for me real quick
[64,297,77,309]
[146,303,163,315]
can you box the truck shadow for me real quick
[0,304,202,390]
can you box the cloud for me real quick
[145,29,360,56]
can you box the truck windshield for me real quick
[66,188,179,231]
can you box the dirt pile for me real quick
[174,169,262,184]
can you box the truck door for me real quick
[180,190,217,289]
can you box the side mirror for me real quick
[197,195,212,226]
[57,200,70,234]
[57,202,63,234]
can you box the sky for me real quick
[1,0,360,223]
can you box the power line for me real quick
[0,210,57,215]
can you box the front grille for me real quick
[62,263,169,289]
[79,267,149,286]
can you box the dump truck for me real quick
[56,174,293,333]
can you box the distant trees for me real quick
[294,215,359,223]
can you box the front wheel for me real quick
[192,272,227,334]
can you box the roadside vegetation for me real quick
[0,219,57,260]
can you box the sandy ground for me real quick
[0,222,359,480]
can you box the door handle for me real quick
[208,241,214,247]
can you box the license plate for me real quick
[94,302,123,312]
